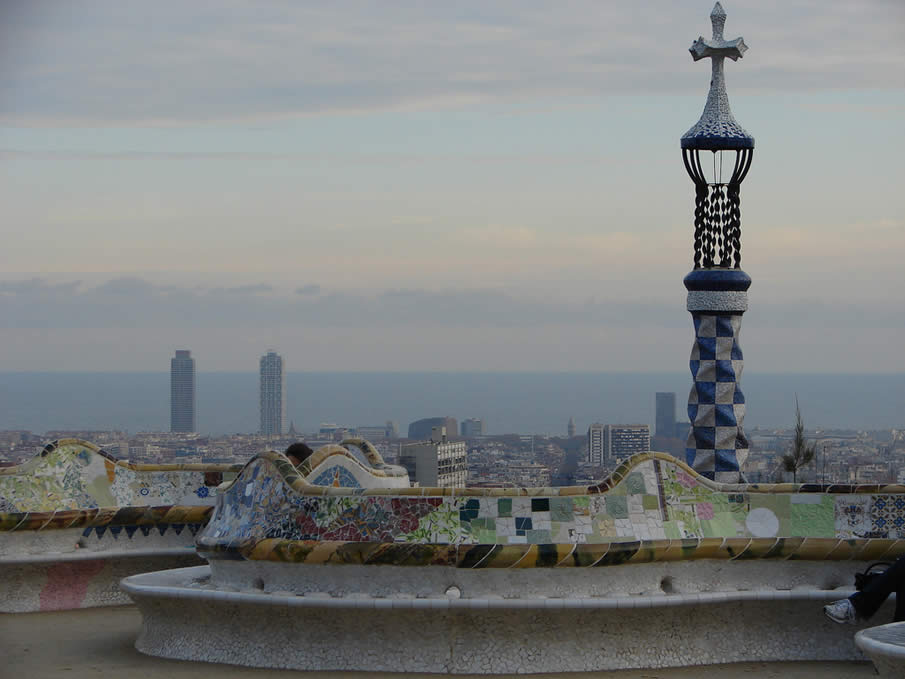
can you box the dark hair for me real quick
[284,442,314,465]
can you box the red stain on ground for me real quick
[39,559,107,611]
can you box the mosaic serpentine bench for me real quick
[1,438,407,612]
[124,451,905,673]
[0,438,242,612]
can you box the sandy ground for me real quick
[0,606,876,679]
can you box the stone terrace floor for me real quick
[1,606,876,679]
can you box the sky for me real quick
[0,0,903,373]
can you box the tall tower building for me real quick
[259,351,286,436]
[568,417,576,438]
[655,393,677,438]
[680,4,754,482]
[587,423,604,466]
[170,350,195,433]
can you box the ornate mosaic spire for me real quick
[680,3,754,484]
[681,2,754,151]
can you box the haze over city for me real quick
[1,0,903,374]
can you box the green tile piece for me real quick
[711,511,738,537]
[526,529,553,544]
[573,496,590,508]
[625,472,646,495]
[642,495,660,511]
[607,496,628,519]
[790,496,834,537]
[664,521,682,539]
[497,498,512,517]
[475,529,497,543]
[751,494,791,519]
[550,497,574,521]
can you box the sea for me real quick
[0,372,902,436]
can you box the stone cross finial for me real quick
[681,2,754,150]
[690,2,748,62]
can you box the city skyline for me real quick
[0,1,901,374]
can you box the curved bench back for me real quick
[0,439,241,513]
[300,439,410,490]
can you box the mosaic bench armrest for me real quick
[0,438,242,514]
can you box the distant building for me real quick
[399,426,467,488]
[408,417,458,441]
[461,418,484,437]
[568,417,576,438]
[655,392,677,439]
[170,350,195,433]
[587,423,604,466]
[318,422,348,440]
[259,351,286,436]
[604,424,650,462]
[356,421,398,440]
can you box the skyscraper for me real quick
[259,351,286,436]
[655,392,677,438]
[170,350,195,433]
[568,417,576,438]
[604,424,650,462]
[587,423,604,466]
[460,418,484,437]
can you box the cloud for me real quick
[213,284,273,295]
[295,284,321,295]
[93,277,155,296]
[1,0,902,125]
[0,276,899,333]
[0,278,81,294]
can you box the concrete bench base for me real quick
[2,552,203,613]
[123,565,886,674]
[856,621,905,677]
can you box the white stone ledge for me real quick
[856,622,905,677]
[124,566,887,673]
[121,566,863,611]
[1,546,197,565]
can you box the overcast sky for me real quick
[0,0,903,373]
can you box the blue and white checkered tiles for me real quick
[686,313,749,483]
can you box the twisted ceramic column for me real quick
[684,269,750,482]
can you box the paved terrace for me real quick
[1,606,875,679]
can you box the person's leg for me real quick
[895,568,905,623]
[851,557,905,620]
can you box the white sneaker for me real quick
[824,598,858,624]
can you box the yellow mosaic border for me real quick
[209,536,905,567]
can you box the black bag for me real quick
[855,562,892,591]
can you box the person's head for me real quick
[285,442,314,467]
